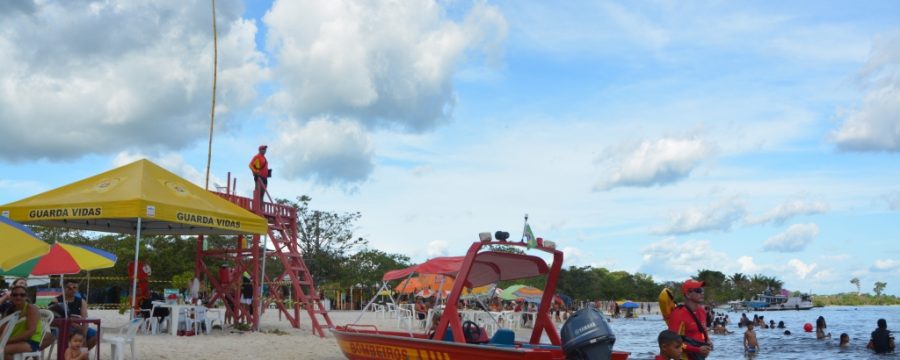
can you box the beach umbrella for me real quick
[1,242,116,318]
[0,216,51,271]
[620,301,639,309]
[500,284,543,302]
[394,277,424,293]
[463,284,496,297]
[0,243,117,277]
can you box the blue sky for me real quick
[1,0,899,296]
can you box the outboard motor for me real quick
[561,306,616,360]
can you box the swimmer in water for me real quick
[840,333,850,348]
[744,322,759,353]
[816,316,831,339]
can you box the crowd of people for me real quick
[654,279,896,359]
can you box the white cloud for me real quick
[562,246,588,266]
[787,259,817,279]
[0,1,266,161]
[263,0,507,132]
[273,118,375,186]
[594,137,713,191]
[762,223,819,252]
[871,259,900,272]
[426,240,449,258]
[655,196,746,235]
[638,238,732,278]
[745,198,829,226]
[736,256,763,274]
[833,33,900,152]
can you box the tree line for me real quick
[5,196,895,307]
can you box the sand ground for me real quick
[64,308,544,360]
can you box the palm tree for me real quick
[851,277,861,296]
[729,273,749,300]
[764,276,784,291]
[874,282,887,297]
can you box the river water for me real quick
[598,306,899,359]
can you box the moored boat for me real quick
[737,291,814,311]
[333,233,630,360]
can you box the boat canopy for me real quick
[466,251,549,287]
[382,251,549,288]
[382,256,464,281]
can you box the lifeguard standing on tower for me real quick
[249,145,269,195]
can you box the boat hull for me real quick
[332,327,629,360]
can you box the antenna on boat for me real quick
[520,213,528,242]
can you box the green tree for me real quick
[729,273,750,301]
[694,269,727,303]
[277,195,367,286]
[851,277,861,296]
[874,282,887,297]
[339,249,411,289]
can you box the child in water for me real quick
[816,316,831,339]
[64,333,89,360]
[744,322,759,354]
[655,330,683,360]
[840,333,850,348]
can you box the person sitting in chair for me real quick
[49,280,97,351]
[2,286,44,358]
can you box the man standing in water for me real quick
[667,279,712,360]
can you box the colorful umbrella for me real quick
[500,284,543,302]
[394,274,456,293]
[0,216,50,271]
[0,243,117,277]
[463,284,498,298]
[415,289,451,298]
[394,277,424,293]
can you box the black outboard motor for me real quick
[561,306,616,360]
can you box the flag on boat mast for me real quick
[524,224,536,249]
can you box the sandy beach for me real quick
[80,308,488,360]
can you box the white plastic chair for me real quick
[396,307,414,330]
[385,303,401,319]
[176,306,198,335]
[373,304,386,319]
[0,313,22,355]
[204,308,225,333]
[194,307,222,335]
[100,318,144,360]
[12,310,54,360]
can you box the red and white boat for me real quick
[333,234,630,360]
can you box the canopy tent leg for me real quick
[129,217,142,320]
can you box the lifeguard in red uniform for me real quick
[249,145,269,194]
[667,280,712,360]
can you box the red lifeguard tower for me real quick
[194,173,333,336]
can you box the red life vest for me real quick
[249,153,269,177]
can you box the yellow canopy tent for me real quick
[0,159,266,235]
[0,159,268,313]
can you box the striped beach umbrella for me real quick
[0,242,116,277]
[0,216,50,271]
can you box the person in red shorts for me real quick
[666,279,712,360]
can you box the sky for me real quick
[1,0,899,296]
